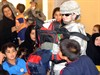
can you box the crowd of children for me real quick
[0,0,100,75]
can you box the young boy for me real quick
[59,39,99,75]
[16,3,27,44]
[60,0,87,55]
[1,42,29,75]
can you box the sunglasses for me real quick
[62,14,71,16]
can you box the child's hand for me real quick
[0,52,5,64]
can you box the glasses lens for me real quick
[62,14,71,16]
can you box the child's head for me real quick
[30,0,37,9]
[92,24,100,34]
[1,42,17,60]
[25,25,36,42]
[52,7,62,22]
[16,3,25,13]
[91,33,100,46]
[60,0,80,24]
[60,39,80,61]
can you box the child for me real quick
[19,25,38,60]
[52,7,62,23]
[92,24,100,34]
[1,42,29,75]
[86,33,100,71]
[16,3,27,44]
[59,39,99,75]
[60,0,87,55]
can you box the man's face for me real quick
[62,13,72,24]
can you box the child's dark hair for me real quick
[17,3,25,13]
[52,7,60,19]
[25,25,36,41]
[60,39,80,61]
[17,48,27,57]
[17,48,27,61]
[1,42,16,54]
[94,24,100,33]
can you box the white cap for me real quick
[60,0,80,15]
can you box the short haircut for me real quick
[60,39,80,61]
[17,3,25,13]
[1,42,16,54]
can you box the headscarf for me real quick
[2,4,15,20]
[86,33,100,65]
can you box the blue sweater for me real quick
[3,58,27,75]
[60,55,99,75]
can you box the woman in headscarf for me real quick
[0,5,18,49]
[86,33,100,65]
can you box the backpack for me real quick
[37,30,59,47]
[27,49,52,75]
[37,20,60,47]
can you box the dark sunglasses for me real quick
[62,14,71,16]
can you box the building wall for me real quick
[76,0,100,34]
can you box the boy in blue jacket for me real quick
[59,39,99,75]
[1,42,29,75]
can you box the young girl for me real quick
[92,24,100,34]
[52,7,62,23]
[1,42,29,75]
[19,25,37,60]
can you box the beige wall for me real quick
[76,0,100,34]
[48,0,54,19]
